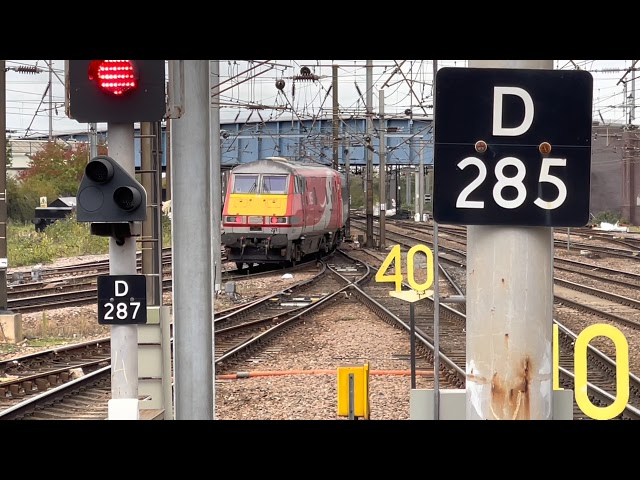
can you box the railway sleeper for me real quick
[9,384,24,397]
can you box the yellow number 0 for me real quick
[375,244,434,292]
[554,323,629,420]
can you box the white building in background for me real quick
[6,138,86,178]
[7,139,48,178]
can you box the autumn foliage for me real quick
[8,140,108,223]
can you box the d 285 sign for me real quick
[433,67,593,227]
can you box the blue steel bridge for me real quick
[37,114,434,170]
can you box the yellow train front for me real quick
[221,157,349,268]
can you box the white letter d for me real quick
[115,280,129,297]
[493,86,534,136]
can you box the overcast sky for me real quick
[5,60,637,139]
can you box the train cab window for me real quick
[294,176,305,193]
[261,175,288,194]
[233,175,258,193]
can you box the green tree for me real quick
[8,140,108,223]
[349,175,364,208]
[6,137,12,168]
[18,141,89,196]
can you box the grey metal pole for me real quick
[0,61,7,311]
[632,60,636,124]
[629,129,639,225]
[48,60,53,142]
[211,60,222,296]
[107,123,139,420]
[172,60,214,420]
[624,82,628,125]
[394,167,399,210]
[365,60,374,247]
[433,223,441,418]
[410,302,416,389]
[414,169,419,219]
[165,118,171,202]
[406,168,411,209]
[432,59,440,421]
[379,89,386,250]
[419,154,424,221]
[466,60,554,420]
[623,127,637,224]
[210,59,222,417]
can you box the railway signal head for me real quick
[76,155,147,241]
[65,60,166,123]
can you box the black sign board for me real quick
[433,67,593,227]
[97,275,147,325]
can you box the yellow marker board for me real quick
[389,289,434,303]
[337,364,370,419]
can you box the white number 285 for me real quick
[456,156,568,210]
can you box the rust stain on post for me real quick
[490,356,531,420]
[467,373,489,384]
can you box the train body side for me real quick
[221,157,349,265]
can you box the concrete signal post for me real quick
[104,125,140,419]
[468,60,555,420]
[67,60,168,420]
[426,60,592,420]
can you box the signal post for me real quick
[105,124,139,417]
[433,60,593,419]
[66,60,167,420]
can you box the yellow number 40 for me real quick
[375,244,434,293]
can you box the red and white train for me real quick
[221,157,349,267]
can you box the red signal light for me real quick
[88,60,138,96]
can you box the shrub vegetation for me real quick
[6,139,171,268]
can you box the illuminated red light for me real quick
[271,217,278,224]
[88,60,138,96]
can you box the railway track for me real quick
[0,338,111,418]
[0,257,341,419]
[5,217,640,419]
[0,248,460,420]
[349,219,640,419]
[4,252,312,313]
